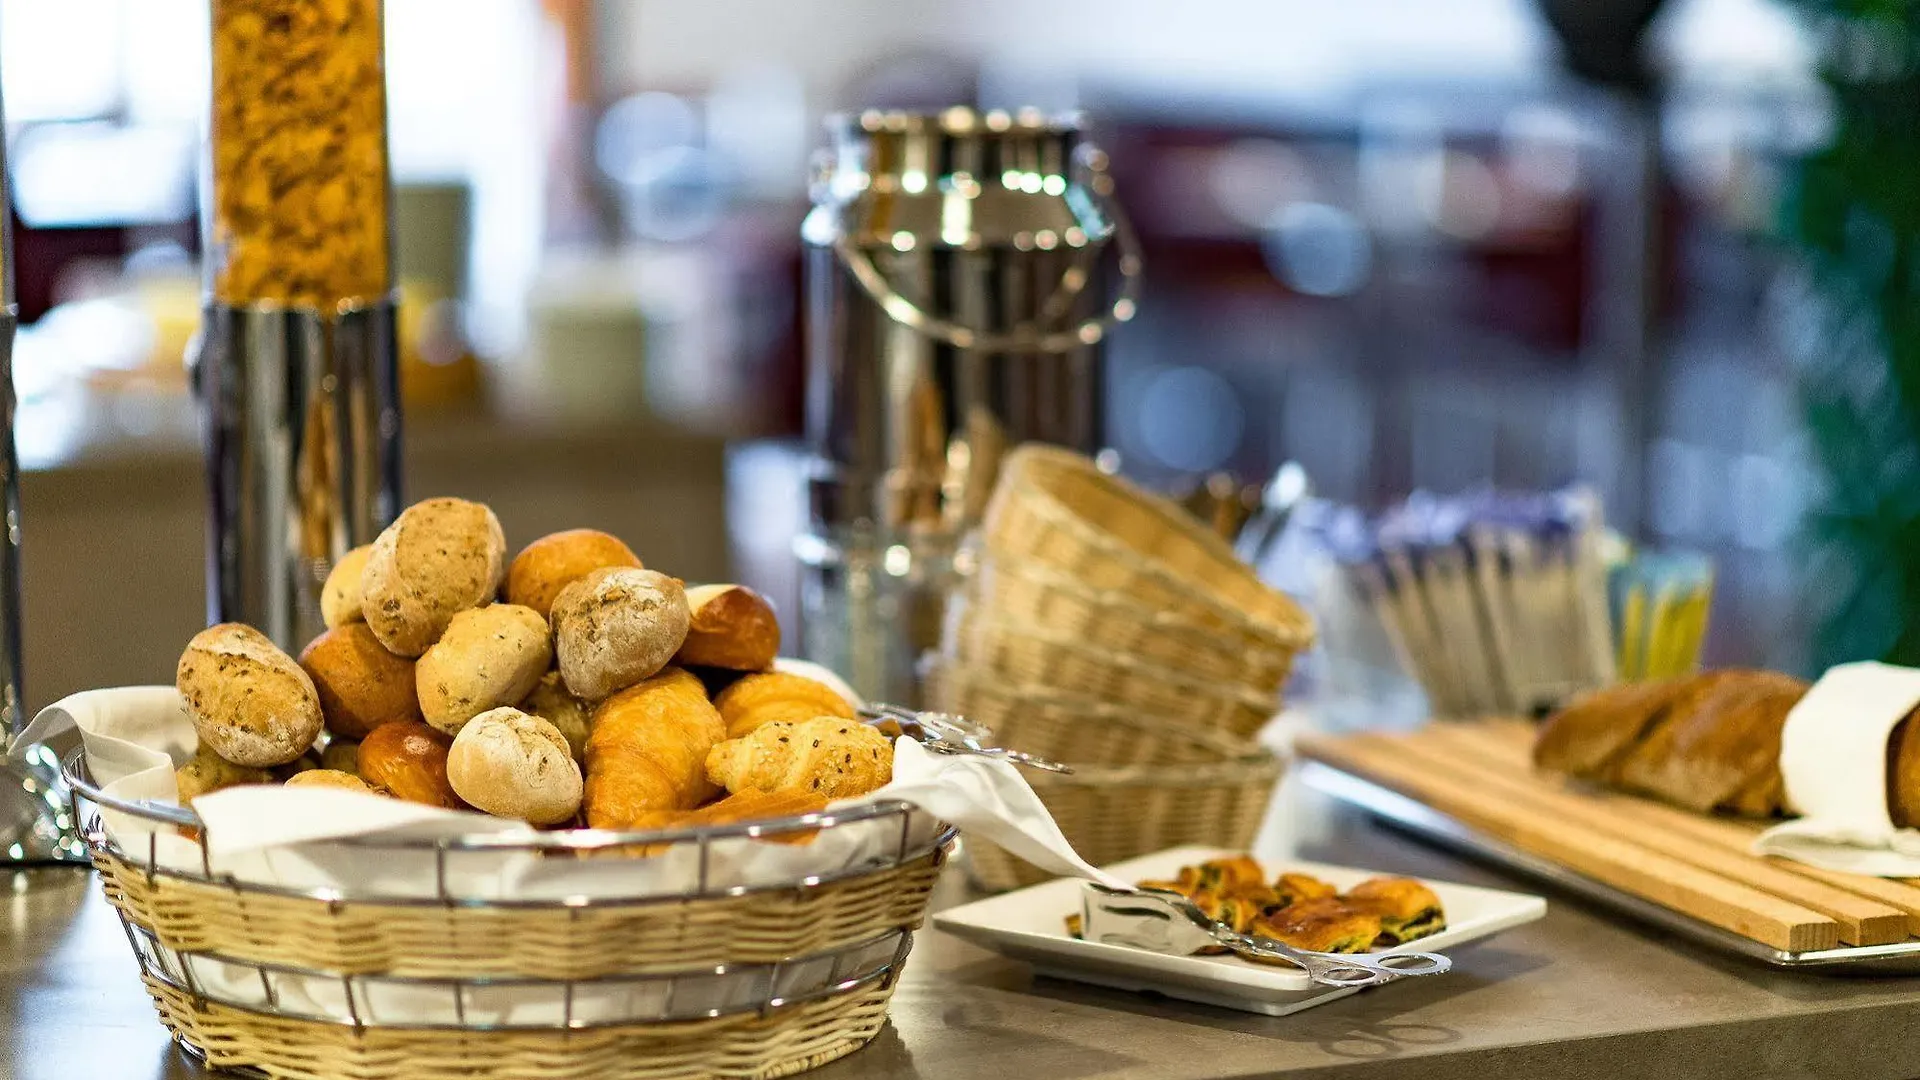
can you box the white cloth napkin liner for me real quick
[1753,661,1920,876]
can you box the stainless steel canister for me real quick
[798,108,1142,704]
[194,302,402,650]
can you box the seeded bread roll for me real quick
[299,622,422,740]
[285,769,377,794]
[416,604,552,735]
[361,498,507,657]
[551,567,690,701]
[446,708,582,825]
[320,544,374,628]
[177,623,325,767]
[505,529,643,618]
[357,720,467,809]
[522,670,590,762]
[175,742,273,802]
[675,584,780,672]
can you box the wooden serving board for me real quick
[1296,720,1920,954]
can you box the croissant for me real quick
[705,716,893,799]
[583,667,726,829]
[626,788,829,842]
[713,671,856,740]
[1532,669,1866,820]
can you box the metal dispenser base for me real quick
[197,298,403,651]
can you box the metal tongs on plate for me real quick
[859,703,1072,774]
[1082,884,1451,987]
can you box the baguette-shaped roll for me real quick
[706,716,893,799]
[713,671,855,740]
[583,668,726,829]
[675,584,780,672]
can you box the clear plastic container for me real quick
[205,0,392,309]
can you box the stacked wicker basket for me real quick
[930,446,1316,889]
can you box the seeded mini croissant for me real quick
[705,716,893,799]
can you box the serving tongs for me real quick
[859,703,1073,774]
[1082,884,1452,987]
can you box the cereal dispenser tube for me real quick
[194,0,403,652]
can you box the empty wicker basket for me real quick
[962,750,1285,891]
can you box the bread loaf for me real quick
[361,498,508,657]
[416,604,551,734]
[706,716,893,799]
[1533,670,1853,820]
[582,668,725,829]
[713,671,856,740]
[552,567,690,701]
[320,544,374,628]
[446,708,582,825]
[177,623,325,767]
[299,622,421,740]
[358,720,468,809]
[505,529,642,618]
[675,584,780,671]
[175,742,273,802]
[522,670,590,762]
[285,769,377,794]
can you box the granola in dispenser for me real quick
[209,0,391,309]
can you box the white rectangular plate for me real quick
[934,845,1548,1016]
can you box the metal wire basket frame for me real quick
[64,748,959,1036]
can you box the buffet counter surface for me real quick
[8,799,1920,1080]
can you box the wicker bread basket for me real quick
[962,751,1284,891]
[980,446,1315,651]
[943,610,1278,742]
[925,664,1256,768]
[965,555,1298,696]
[69,751,955,1080]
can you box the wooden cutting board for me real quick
[1295,720,1920,953]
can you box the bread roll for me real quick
[416,604,552,734]
[446,708,582,825]
[505,529,642,618]
[299,622,422,740]
[522,670,590,762]
[361,498,507,657]
[713,671,856,740]
[357,720,468,809]
[175,742,273,802]
[675,584,780,672]
[320,544,374,628]
[321,738,361,776]
[177,623,325,767]
[285,769,377,794]
[272,749,322,781]
[552,568,690,701]
[706,716,893,799]
[583,668,725,828]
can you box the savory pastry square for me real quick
[1343,877,1446,944]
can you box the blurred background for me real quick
[2,0,1906,705]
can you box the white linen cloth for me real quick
[1752,661,1920,876]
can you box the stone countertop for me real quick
[8,804,1920,1080]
